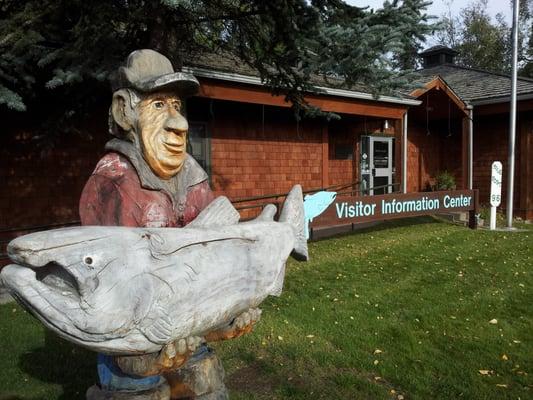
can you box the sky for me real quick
[346,0,516,48]
[347,0,514,24]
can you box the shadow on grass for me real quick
[311,215,442,242]
[224,347,393,400]
[18,331,96,400]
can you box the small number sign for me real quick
[490,161,502,207]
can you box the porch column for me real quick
[468,106,473,189]
[402,111,408,193]
[462,105,474,190]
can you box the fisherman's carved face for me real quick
[137,92,188,180]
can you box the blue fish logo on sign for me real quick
[303,191,337,239]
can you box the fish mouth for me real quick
[35,261,81,298]
[1,261,86,340]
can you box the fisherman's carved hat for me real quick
[111,49,199,97]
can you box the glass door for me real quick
[360,136,394,195]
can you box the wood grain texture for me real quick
[2,187,307,356]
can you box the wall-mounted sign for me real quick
[308,190,478,234]
[490,161,502,207]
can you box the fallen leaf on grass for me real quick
[501,354,508,361]
[479,370,494,375]
[277,336,283,341]
[374,349,383,355]
[496,384,508,388]
[489,319,498,324]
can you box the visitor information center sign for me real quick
[309,189,479,231]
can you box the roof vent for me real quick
[419,45,458,68]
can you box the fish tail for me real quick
[279,185,309,261]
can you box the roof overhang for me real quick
[184,66,421,107]
[470,92,533,106]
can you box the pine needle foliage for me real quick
[0,0,436,135]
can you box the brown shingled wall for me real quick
[328,120,355,186]
[406,119,463,193]
[0,114,107,231]
[470,112,530,217]
[207,102,323,202]
[0,110,108,267]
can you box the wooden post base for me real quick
[164,346,228,400]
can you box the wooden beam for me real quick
[307,97,407,119]
[394,118,403,191]
[353,130,359,186]
[461,116,469,190]
[198,78,408,119]
[474,99,533,116]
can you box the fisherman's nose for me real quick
[165,111,188,136]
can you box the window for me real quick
[187,122,211,177]
[334,144,353,160]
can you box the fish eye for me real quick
[84,257,93,265]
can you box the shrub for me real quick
[435,170,456,190]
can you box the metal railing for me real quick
[231,181,359,214]
[232,181,401,215]
[0,181,402,262]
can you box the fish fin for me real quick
[279,185,309,261]
[269,263,286,297]
[139,304,173,345]
[187,196,240,228]
[255,204,277,221]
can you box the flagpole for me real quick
[506,0,519,228]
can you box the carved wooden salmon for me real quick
[1,185,307,355]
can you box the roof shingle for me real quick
[412,64,533,104]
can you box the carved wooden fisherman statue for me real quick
[80,49,258,400]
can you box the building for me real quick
[1,46,532,264]
[408,46,533,220]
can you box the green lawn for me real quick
[1,217,531,399]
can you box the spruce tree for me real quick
[0,0,436,134]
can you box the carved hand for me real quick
[205,308,262,342]
[115,336,203,376]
